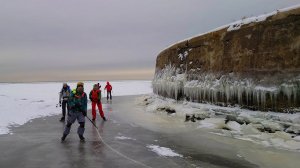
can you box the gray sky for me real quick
[1,0,300,82]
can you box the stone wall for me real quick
[154,7,300,112]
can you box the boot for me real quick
[59,117,65,122]
[102,116,107,121]
[61,134,67,142]
[79,135,85,142]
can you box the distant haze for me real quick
[1,0,299,82]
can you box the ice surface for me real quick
[0,81,152,135]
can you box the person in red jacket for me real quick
[104,81,112,100]
[89,84,106,121]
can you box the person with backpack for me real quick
[59,83,71,122]
[104,81,112,100]
[61,82,87,142]
[89,84,106,121]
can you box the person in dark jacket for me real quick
[59,83,71,122]
[89,84,106,121]
[61,82,87,142]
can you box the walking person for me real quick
[104,81,112,100]
[61,82,87,142]
[89,84,106,121]
[59,83,71,122]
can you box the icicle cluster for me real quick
[153,65,300,112]
[153,64,185,100]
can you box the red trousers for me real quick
[91,101,104,119]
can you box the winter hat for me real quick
[77,82,84,87]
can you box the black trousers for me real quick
[62,100,68,117]
[107,91,112,100]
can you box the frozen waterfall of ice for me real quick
[153,64,300,112]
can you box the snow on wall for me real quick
[153,64,300,112]
[227,3,300,31]
[161,3,300,52]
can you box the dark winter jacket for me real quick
[59,86,71,102]
[68,90,87,113]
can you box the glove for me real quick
[59,101,62,105]
[82,111,87,116]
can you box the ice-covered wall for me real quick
[153,5,300,112]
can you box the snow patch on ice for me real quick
[147,145,183,157]
[0,127,10,135]
[115,136,136,141]
[293,136,300,141]
[226,121,241,132]
[199,118,226,129]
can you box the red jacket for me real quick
[105,82,112,92]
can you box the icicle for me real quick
[153,64,300,112]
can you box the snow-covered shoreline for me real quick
[139,94,300,152]
[0,80,152,135]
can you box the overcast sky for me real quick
[1,0,300,82]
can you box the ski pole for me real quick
[85,115,98,129]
